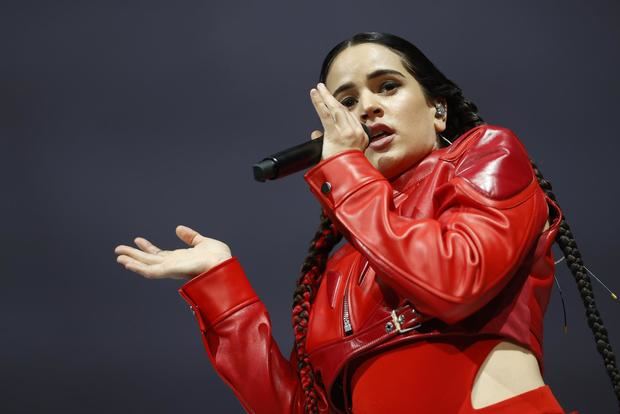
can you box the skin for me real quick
[310,43,445,180]
[113,44,448,280]
[114,225,231,281]
[314,43,545,409]
[114,42,547,409]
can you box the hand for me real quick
[114,225,232,280]
[310,83,369,160]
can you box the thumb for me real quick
[310,130,323,140]
[176,225,203,247]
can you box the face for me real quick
[325,43,446,180]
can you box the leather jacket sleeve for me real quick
[178,258,307,414]
[304,127,548,325]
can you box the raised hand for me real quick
[114,225,232,280]
[309,82,369,160]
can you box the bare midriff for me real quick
[349,337,557,413]
[470,340,545,408]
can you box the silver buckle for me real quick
[385,309,421,333]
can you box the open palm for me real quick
[114,225,232,280]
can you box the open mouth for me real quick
[370,131,392,141]
[368,127,395,150]
[368,124,395,141]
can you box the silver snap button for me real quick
[398,314,405,324]
[385,321,394,333]
[321,182,332,194]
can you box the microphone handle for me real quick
[253,137,323,182]
[252,124,371,182]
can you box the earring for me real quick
[434,103,447,119]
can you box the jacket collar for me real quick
[388,126,484,196]
[389,148,445,196]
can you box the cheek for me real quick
[393,94,432,130]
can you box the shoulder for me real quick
[441,124,534,200]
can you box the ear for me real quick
[433,99,448,133]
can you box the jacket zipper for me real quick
[343,276,353,336]
[343,257,371,336]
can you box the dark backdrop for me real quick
[2,0,619,412]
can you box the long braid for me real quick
[292,211,342,413]
[292,163,620,412]
[531,160,620,408]
[313,30,620,411]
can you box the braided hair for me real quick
[292,32,620,412]
[531,162,620,407]
[291,212,342,413]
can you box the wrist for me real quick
[323,147,364,161]
[181,256,235,281]
[178,256,259,330]
[210,255,233,271]
[192,255,234,279]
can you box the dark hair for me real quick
[292,32,620,413]
[319,31,483,146]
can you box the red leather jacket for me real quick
[178,124,563,414]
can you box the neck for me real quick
[389,147,445,194]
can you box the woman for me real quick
[114,33,619,413]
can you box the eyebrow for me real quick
[332,69,406,97]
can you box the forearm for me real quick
[303,144,547,324]
[179,257,303,414]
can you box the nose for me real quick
[358,91,384,122]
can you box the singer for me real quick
[114,33,618,413]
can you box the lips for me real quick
[368,123,395,141]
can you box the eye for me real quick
[340,96,358,108]
[379,80,400,93]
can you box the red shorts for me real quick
[350,336,575,414]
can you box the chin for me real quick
[375,160,403,180]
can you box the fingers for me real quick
[310,130,323,140]
[315,83,345,113]
[311,83,362,135]
[316,83,363,133]
[115,244,164,266]
[115,242,167,279]
[134,237,166,255]
[117,255,166,279]
[312,83,347,123]
[310,87,335,126]
[176,225,203,247]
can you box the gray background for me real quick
[2,0,619,412]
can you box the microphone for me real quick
[253,124,371,182]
